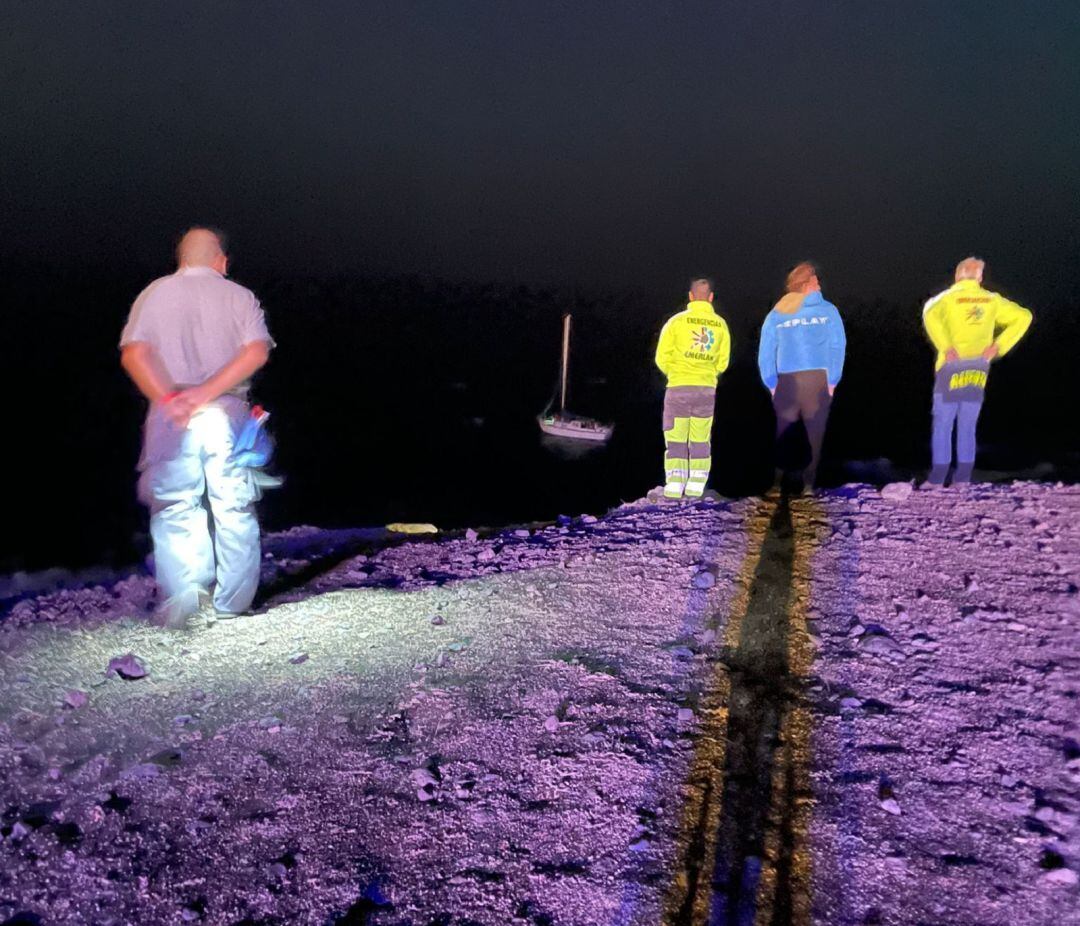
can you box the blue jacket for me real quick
[757,291,846,390]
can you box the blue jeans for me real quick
[138,399,260,613]
[931,393,983,467]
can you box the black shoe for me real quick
[924,464,949,487]
[952,463,974,484]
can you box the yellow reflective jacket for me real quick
[655,300,731,387]
[922,279,1032,370]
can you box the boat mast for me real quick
[560,314,571,412]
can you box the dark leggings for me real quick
[773,369,832,483]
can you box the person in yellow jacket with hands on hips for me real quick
[922,256,1032,485]
[654,278,731,499]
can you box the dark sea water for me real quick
[5,270,1077,572]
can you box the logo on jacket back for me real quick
[692,327,715,351]
[777,316,829,329]
[966,306,985,322]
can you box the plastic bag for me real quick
[230,405,274,468]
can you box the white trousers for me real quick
[138,399,260,614]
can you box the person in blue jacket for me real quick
[757,261,846,491]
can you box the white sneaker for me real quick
[156,586,209,630]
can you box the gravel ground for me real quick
[0,484,1077,926]
[807,482,1080,926]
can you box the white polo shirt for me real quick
[120,266,273,396]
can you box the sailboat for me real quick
[537,313,614,443]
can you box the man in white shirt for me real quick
[120,228,273,628]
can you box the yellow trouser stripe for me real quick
[666,416,713,449]
[688,416,713,443]
[664,416,690,443]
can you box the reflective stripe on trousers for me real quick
[138,401,260,613]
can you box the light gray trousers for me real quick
[138,398,260,614]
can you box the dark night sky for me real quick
[3,1,1080,301]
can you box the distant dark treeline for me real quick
[4,267,1077,572]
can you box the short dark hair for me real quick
[690,276,713,292]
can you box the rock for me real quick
[543,715,560,733]
[840,697,863,710]
[879,798,902,816]
[454,780,477,799]
[63,689,89,709]
[476,548,496,563]
[881,482,914,502]
[410,768,439,790]
[692,571,716,589]
[858,633,904,657]
[465,528,479,542]
[430,614,446,626]
[1041,867,1078,886]
[107,654,147,680]
[288,652,309,665]
[259,715,282,730]
[121,763,163,781]
[581,514,598,524]
[1035,806,1059,824]
[387,522,438,534]
[513,529,530,538]
[677,708,695,723]
[411,767,439,802]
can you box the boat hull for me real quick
[538,415,614,443]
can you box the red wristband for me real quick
[162,391,181,404]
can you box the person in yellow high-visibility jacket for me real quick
[922,257,1032,485]
[654,278,731,498]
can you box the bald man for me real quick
[922,257,1032,485]
[120,228,274,628]
[654,278,731,498]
